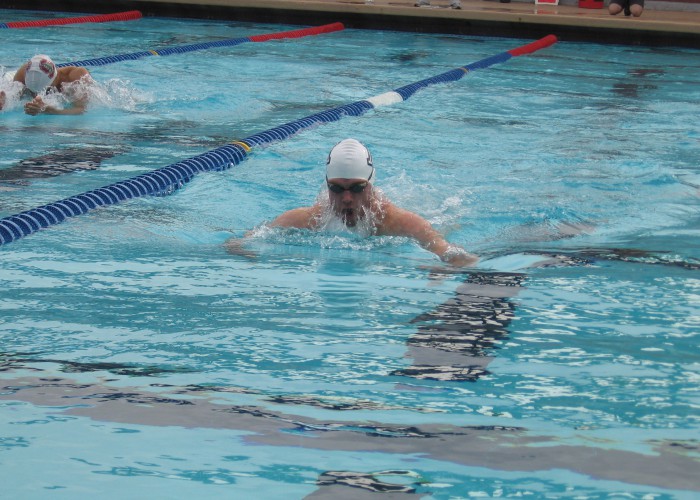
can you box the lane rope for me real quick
[0,35,557,246]
[0,10,142,29]
[55,23,345,68]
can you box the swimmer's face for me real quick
[326,178,371,227]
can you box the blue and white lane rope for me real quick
[0,35,557,246]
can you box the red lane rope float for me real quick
[249,23,342,42]
[508,35,558,56]
[0,10,142,29]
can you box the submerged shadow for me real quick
[0,146,128,186]
[1,372,696,496]
[392,245,698,385]
[0,352,195,377]
[610,67,664,98]
[393,271,525,382]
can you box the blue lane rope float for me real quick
[0,35,557,246]
[54,23,345,68]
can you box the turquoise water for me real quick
[1,9,699,499]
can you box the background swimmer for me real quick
[0,54,92,115]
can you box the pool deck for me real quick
[6,0,700,46]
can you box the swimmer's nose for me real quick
[341,191,354,204]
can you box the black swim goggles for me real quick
[326,181,369,194]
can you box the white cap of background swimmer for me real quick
[24,55,57,93]
[326,138,375,182]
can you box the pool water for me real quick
[1,9,699,499]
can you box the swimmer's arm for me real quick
[29,69,92,115]
[428,236,479,267]
[0,68,27,110]
[24,96,86,116]
[268,206,319,229]
[27,97,87,115]
[40,100,88,115]
[387,208,479,267]
[60,69,92,114]
[11,64,37,99]
[225,235,258,259]
[13,64,27,84]
[1,88,23,111]
[225,206,318,258]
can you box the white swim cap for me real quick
[24,55,57,93]
[326,138,374,182]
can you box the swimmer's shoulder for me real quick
[269,205,321,229]
[374,201,430,237]
[11,64,27,82]
[58,66,91,85]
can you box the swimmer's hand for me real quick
[24,96,48,116]
[439,246,479,267]
[0,91,5,111]
[24,96,86,115]
[225,237,259,260]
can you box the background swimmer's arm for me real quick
[0,67,27,110]
[26,96,88,115]
[13,64,27,84]
[41,102,87,115]
[42,69,92,115]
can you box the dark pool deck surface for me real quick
[7,0,700,47]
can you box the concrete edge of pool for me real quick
[5,0,700,48]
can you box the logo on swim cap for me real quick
[24,55,57,94]
[326,138,374,182]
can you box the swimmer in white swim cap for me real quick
[0,54,93,115]
[226,138,478,267]
[324,138,376,227]
[326,138,375,183]
[23,55,58,94]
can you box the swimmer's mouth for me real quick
[341,209,356,225]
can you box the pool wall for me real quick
[4,0,700,47]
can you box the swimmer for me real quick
[0,54,92,115]
[226,138,478,267]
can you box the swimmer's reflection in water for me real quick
[397,246,700,383]
[226,138,478,267]
[395,271,524,382]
